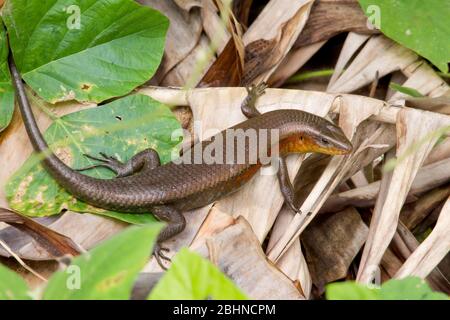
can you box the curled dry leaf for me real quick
[194,215,305,300]
[294,0,378,48]
[137,0,203,82]
[242,0,314,85]
[161,35,214,87]
[198,37,243,87]
[200,0,314,87]
[302,207,368,289]
[0,207,82,259]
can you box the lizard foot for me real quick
[286,201,302,215]
[76,152,128,177]
[246,82,268,99]
[153,243,171,270]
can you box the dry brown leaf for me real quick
[0,208,82,258]
[242,0,314,85]
[328,35,419,93]
[321,158,450,213]
[327,32,370,88]
[393,222,450,293]
[194,215,305,299]
[357,109,450,283]
[404,93,450,115]
[294,0,378,48]
[302,207,368,288]
[389,62,449,102]
[400,184,450,230]
[138,0,203,83]
[269,41,326,87]
[395,196,450,280]
[201,0,230,54]
[161,35,214,86]
[174,0,202,11]
[198,37,243,87]
[232,0,253,27]
[266,205,312,298]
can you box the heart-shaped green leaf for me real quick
[359,0,450,73]
[0,18,15,133]
[6,94,181,224]
[44,223,162,299]
[3,0,169,103]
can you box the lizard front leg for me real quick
[277,156,301,214]
[240,82,267,119]
[77,148,160,178]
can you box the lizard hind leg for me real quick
[151,205,186,270]
[76,148,161,178]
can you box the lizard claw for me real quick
[287,201,302,215]
[246,82,267,99]
[76,152,126,176]
[153,243,171,270]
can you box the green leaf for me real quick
[287,69,335,84]
[0,17,15,133]
[359,0,450,73]
[326,277,449,300]
[326,281,381,300]
[148,249,248,300]
[381,277,449,300]
[0,263,32,300]
[389,82,424,98]
[6,94,181,224]
[3,0,169,103]
[44,223,162,300]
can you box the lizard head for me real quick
[307,121,353,155]
[277,112,353,156]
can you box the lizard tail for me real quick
[8,52,80,182]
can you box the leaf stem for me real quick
[286,69,335,84]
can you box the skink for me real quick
[9,54,352,267]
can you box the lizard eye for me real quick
[320,137,330,146]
